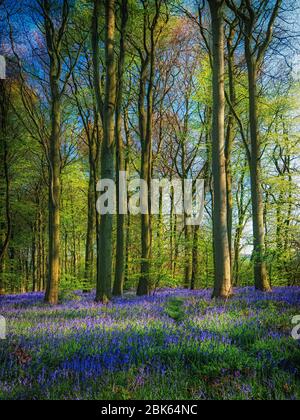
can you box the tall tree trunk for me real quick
[37,207,43,291]
[238,0,281,291]
[113,0,128,297]
[32,222,37,292]
[42,0,70,304]
[138,138,152,295]
[45,94,61,304]
[245,57,271,292]
[233,177,249,285]
[84,166,95,292]
[96,0,116,303]
[209,0,232,298]
[42,223,46,291]
[170,187,175,275]
[0,81,11,296]
[225,25,236,272]
[124,108,131,287]
[136,2,163,296]
[137,60,152,296]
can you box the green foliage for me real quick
[165,297,185,322]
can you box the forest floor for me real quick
[0,287,300,400]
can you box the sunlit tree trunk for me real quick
[137,56,152,297]
[42,0,71,305]
[113,0,128,297]
[231,0,282,292]
[45,91,61,305]
[225,22,237,272]
[191,225,200,290]
[96,0,116,303]
[245,56,271,292]
[209,0,232,298]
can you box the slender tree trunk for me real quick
[276,192,284,253]
[84,166,95,292]
[96,0,116,303]
[42,223,46,291]
[184,224,193,288]
[0,80,11,295]
[137,39,156,296]
[71,198,77,277]
[240,0,282,291]
[137,60,151,296]
[173,214,178,279]
[170,187,175,275]
[209,0,232,298]
[37,207,43,291]
[113,0,128,296]
[138,146,152,295]
[32,222,37,292]
[42,0,69,304]
[225,26,236,272]
[136,2,163,296]
[245,57,271,292]
[191,225,200,290]
[284,171,292,252]
[45,95,61,304]
[233,230,241,285]
[124,108,131,286]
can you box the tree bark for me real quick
[137,58,152,297]
[42,0,70,305]
[225,23,236,272]
[245,56,271,292]
[84,163,96,291]
[113,0,128,297]
[191,225,200,290]
[209,0,232,298]
[96,0,116,303]
[45,93,61,305]
[0,80,11,295]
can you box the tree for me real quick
[113,0,129,297]
[70,45,101,292]
[228,0,282,291]
[224,16,241,272]
[208,0,232,298]
[41,0,73,305]
[0,79,12,295]
[96,0,117,303]
[130,0,168,296]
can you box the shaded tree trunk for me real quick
[32,222,37,292]
[84,166,96,291]
[0,80,11,295]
